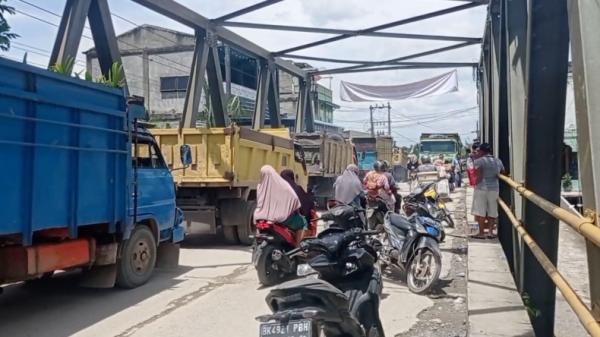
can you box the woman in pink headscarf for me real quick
[254,165,307,242]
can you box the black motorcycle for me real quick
[366,197,389,231]
[380,212,443,294]
[256,213,385,337]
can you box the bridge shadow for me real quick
[0,264,192,337]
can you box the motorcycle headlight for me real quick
[297,263,317,276]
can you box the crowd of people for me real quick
[252,141,504,242]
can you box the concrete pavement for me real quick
[0,238,435,337]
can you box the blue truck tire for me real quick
[116,226,157,288]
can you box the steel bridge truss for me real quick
[480,0,600,335]
[50,0,485,132]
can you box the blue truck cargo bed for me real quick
[0,57,130,245]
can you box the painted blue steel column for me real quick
[522,0,570,335]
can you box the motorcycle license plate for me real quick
[259,320,312,337]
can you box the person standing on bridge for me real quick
[471,143,505,239]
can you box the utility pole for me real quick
[387,102,391,136]
[369,105,375,137]
[369,103,391,137]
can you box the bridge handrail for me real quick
[498,199,600,337]
[498,174,600,247]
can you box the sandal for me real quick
[470,234,487,239]
[487,234,498,239]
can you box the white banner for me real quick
[339,70,458,102]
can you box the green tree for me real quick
[0,0,18,51]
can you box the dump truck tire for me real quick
[237,201,256,246]
[222,226,239,245]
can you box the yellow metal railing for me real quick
[499,174,600,247]
[498,174,600,336]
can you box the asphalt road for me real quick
[0,184,467,337]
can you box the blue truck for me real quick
[0,57,185,289]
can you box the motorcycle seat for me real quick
[389,213,413,231]
[266,277,349,312]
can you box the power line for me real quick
[335,106,477,124]
[8,41,160,86]
[1,54,46,68]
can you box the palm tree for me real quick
[0,0,18,52]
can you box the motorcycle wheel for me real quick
[407,248,441,294]
[256,244,285,286]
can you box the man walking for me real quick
[471,143,504,239]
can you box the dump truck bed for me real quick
[152,127,299,188]
[294,133,354,177]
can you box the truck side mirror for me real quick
[180,144,192,166]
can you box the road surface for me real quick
[0,186,468,337]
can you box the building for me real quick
[85,25,340,131]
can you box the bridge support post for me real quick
[521,1,569,335]
[568,0,600,320]
[295,79,307,133]
[50,0,92,69]
[181,30,210,128]
[490,0,513,272]
[504,0,528,289]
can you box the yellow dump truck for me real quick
[294,132,355,205]
[152,126,307,245]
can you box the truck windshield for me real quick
[421,141,456,153]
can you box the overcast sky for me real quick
[2,0,491,145]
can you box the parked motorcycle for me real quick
[256,225,385,337]
[404,182,454,229]
[253,212,318,286]
[366,197,389,231]
[380,212,443,294]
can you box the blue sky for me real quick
[1,0,488,146]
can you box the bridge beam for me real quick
[181,31,210,128]
[50,0,91,69]
[521,1,570,335]
[569,0,600,320]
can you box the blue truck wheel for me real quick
[116,226,157,288]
